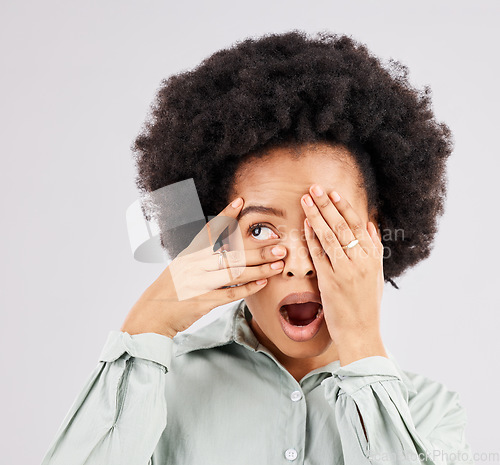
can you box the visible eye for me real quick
[247,223,279,241]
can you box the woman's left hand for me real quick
[301,184,388,365]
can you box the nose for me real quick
[281,226,317,279]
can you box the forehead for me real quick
[231,142,364,202]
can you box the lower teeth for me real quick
[281,306,323,326]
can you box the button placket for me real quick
[284,388,303,462]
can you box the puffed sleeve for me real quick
[320,354,474,465]
[40,330,174,465]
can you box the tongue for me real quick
[282,302,320,326]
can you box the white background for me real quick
[1,1,499,463]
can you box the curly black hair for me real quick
[131,30,454,289]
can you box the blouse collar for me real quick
[174,299,417,395]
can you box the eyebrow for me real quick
[237,205,287,221]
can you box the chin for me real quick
[274,329,333,359]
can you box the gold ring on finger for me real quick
[341,238,359,250]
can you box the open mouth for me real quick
[279,302,323,327]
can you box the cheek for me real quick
[245,292,274,321]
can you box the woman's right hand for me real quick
[120,197,287,339]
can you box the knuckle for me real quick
[345,271,355,284]
[231,249,245,265]
[319,200,330,209]
[335,221,350,233]
[232,266,244,278]
[359,265,369,277]
[351,222,364,233]
[309,209,320,220]
[225,286,236,300]
[324,232,337,244]
[312,247,325,258]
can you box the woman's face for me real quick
[228,142,379,372]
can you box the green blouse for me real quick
[41,299,473,464]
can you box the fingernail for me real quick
[271,261,284,269]
[271,246,286,256]
[331,191,341,202]
[302,194,314,207]
[231,197,242,208]
[312,185,323,196]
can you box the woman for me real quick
[41,30,473,464]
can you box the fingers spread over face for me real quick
[303,217,335,276]
[308,185,372,258]
[301,191,346,266]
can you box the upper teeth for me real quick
[280,305,323,324]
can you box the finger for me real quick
[368,221,384,262]
[303,218,336,277]
[301,193,346,267]
[207,198,245,250]
[168,247,283,302]
[197,277,270,308]
[185,197,245,255]
[207,244,287,271]
[322,188,374,257]
[308,185,369,261]
[206,259,285,290]
[309,185,358,249]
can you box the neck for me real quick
[248,316,339,383]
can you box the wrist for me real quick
[121,300,179,340]
[120,321,178,339]
[336,333,387,366]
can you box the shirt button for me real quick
[290,390,302,402]
[284,448,298,461]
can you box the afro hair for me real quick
[131,29,454,289]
